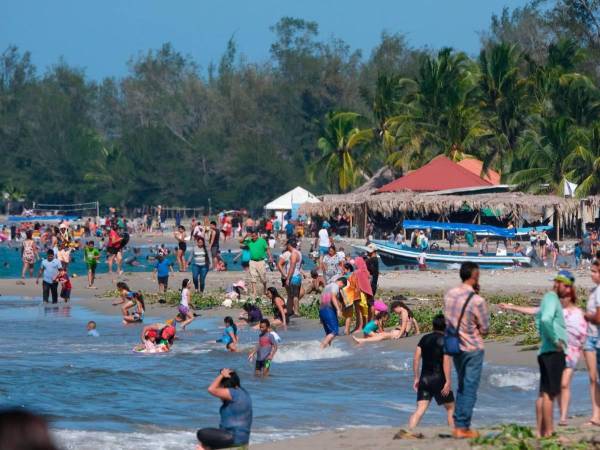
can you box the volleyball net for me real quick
[32,201,99,217]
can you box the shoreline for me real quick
[2,269,599,448]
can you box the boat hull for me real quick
[360,240,531,268]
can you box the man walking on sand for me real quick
[240,229,273,297]
[443,262,489,439]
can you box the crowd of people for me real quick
[7,211,600,448]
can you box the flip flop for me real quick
[558,420,568,427]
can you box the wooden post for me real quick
[556,212,561,241]
[477,213,481,225]
[363,203,368,239]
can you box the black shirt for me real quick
[366,255,379,278]
[417,332,446,376]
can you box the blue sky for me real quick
[1,0,528,80]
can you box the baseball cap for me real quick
[145,329,158,339]
[554,270,575,286]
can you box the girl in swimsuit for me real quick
[265,287,288,330]
[174,226,187,271]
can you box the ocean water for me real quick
[0,297,591,449]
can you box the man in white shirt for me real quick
[316,225,331,264]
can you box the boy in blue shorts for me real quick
[319,278,346,348]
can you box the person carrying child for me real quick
[249,319,278,377]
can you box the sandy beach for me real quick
[2,234,598,449]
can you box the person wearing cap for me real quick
[141,322,176,350]
[500,270,571,437]
[240,229,273,297]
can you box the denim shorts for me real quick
[584,335,598,352]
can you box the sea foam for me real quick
[488,370,539,391]
[274,340,351,363]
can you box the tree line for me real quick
[2,1,600,213]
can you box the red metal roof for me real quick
[457,158,501,185]
[376,155,494,193]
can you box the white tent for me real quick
[265,187,320,221]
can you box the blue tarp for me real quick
[403,220,516,238]
[7,215,80,222]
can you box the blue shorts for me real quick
[319,246,329,255]
[584,335,598,352]
[319,307,338,336]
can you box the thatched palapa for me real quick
[300,191,600,221]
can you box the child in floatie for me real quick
[137,323,176,353]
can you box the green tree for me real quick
[314,112,373,193]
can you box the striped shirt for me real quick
[443,284,490,352]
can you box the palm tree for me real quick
[510,116,581,193]
[562,122,600,197]
[478,42,529,176]
[314,112,373,193]
[386,48,489,170]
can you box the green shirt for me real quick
[535,291,568,355]
[245,238,268,261]
[84,247,100,265]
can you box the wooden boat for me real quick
[360,240,532,268]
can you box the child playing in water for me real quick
[112,282,144,324]
[238,302,263,326]
[249,319,278,377]
[216,316,238,352]
[406,314,454,433]
[55,267,71,303]
[178,278,196,330]
[87,321,99,337]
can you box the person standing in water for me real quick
[407,314,454,432]
[584,259,600,426]
[443,262,489,439]
[36,249,62,303]
[249,319,278,377]
[319,278,345,348]
[178,278,196,330]
[500,270,570,438]
[283,239,303,316]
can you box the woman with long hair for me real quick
[21,230,38,279]
[265,287,288,330]
[188,236,210,293]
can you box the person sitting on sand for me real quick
[265,287,288,330]
[238,302,263,326]
[305,269,325,295]
[216,316,238,352]
[196,368,252,450]
[406,314,455,433]
[354,311,389,342]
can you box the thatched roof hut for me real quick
[300,191,600,237]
